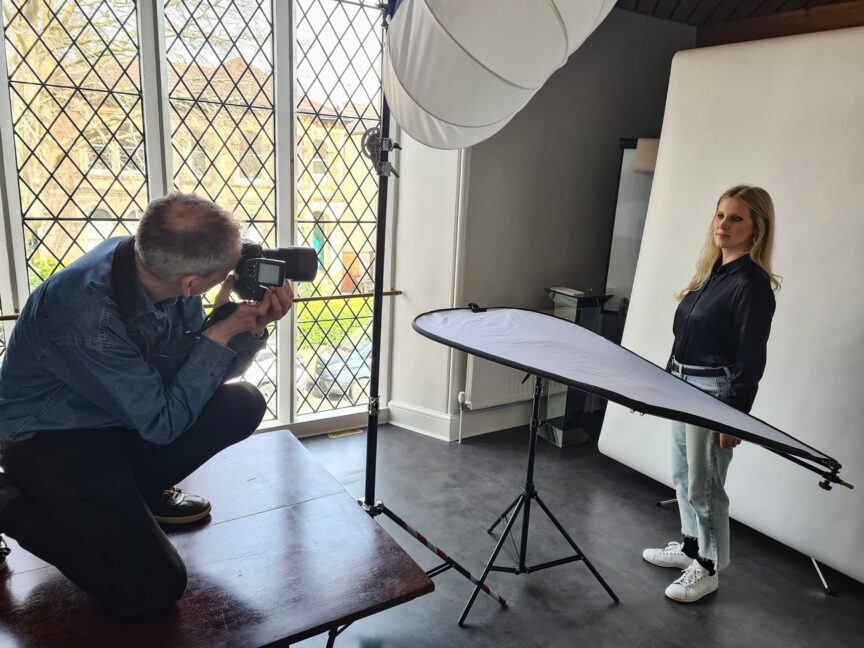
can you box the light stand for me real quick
[459,375,618,625]
[356,0,507,617]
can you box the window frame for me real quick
[0,0,390,434]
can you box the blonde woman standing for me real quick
[642,185,780,603]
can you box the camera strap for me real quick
[110,236,147,353]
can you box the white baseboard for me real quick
[387,400,452,441]
[255,406,390,439]
[254,395,563,443]
[388,398,549,442]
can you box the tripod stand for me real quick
[459,375,619,625]
[348,0,506,625]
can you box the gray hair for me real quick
[135,192,241,281]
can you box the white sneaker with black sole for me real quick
[642,541,693,569]
[665,559,718,603]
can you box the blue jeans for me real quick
[670,364,734,571]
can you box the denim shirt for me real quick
[0,237,265,445]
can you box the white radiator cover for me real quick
[465,355,535,410]
[465,354,566,411]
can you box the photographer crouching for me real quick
[0,192,296,615]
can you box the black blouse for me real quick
[670,255,776,413]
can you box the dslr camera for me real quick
[234,239,318,300]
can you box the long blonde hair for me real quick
[675,185,781,301]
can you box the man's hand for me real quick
[251,281,295,336]
[204,276,295,346]
[718,433,741,450]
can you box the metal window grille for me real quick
[164,0,278,418]
[2,0,148,291]
[294,0,381,415]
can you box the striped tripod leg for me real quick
[382,506,506,606]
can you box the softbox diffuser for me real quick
[383,0,617,150]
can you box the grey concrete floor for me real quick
[296,424,863,648]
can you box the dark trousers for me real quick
[0,382,265,616]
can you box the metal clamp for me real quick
[361,126,401,178]
[368,396,380,416]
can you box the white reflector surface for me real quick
[413,308,834,466]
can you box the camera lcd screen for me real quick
[257,261,282,286]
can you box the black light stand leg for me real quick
[376,503,507,606]
[361,0,395,517]
[487,494,521,534]
[533,493,618,602]
[461,376,618,625]
[355,0,506,621]
[458,497,525,626]
[516,379,542,572]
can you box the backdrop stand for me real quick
[356,0,507,619]
[459,375,619,625]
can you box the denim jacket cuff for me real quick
[189,335,237,376]
[229,331,268,356]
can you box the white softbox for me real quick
[383,0,617,150]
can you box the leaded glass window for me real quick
[3,0,147,290]
[294,0,381,415]
[164,0,278,418]
[0,0,387,427]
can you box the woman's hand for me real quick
[718,433,741,450]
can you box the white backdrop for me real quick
[598,27,864,583]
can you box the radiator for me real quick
[465,355,566,410]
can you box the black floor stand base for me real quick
[458,376,619,626]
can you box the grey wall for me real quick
[388,10,696,437]
[462,9,696,310]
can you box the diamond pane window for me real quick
[294,0,381,415]
[165,0,277,417]
[3,0,148,291]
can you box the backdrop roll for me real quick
[598,28,864,584]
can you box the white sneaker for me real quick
[642,541,693,569]
[664,560,718,603]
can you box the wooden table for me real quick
[0,431,433,647]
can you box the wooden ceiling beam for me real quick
[696,0,864,45]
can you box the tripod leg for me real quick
[487,494,521,534]
[381,505,506,606]
[459,496,526,626]
[811,557,835,596]
[533,493,619,603]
